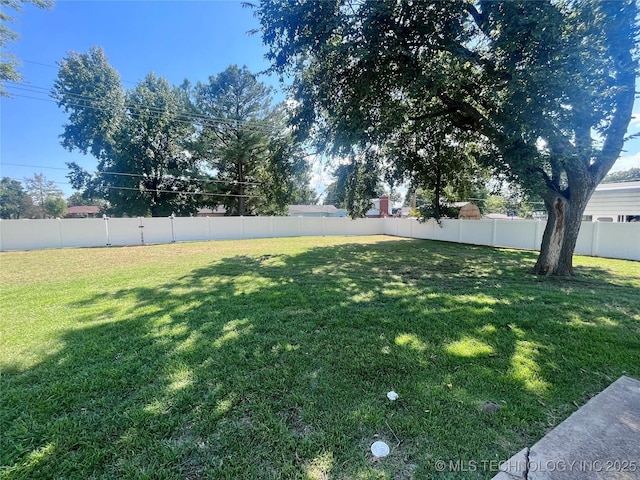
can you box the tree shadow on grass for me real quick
[2,239,638,479]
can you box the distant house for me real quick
[66,206,101,218]
[197,206,227,217]
[288,205,347,217]
[366,196,391,218]
[583,181,640,223]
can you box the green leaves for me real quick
[256,0,638,273]
[192,65,310,216]
[54,49,203,217]
[53,47,125,161]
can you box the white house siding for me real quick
[583,181,640,222]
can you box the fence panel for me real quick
[493,220,538,250]
[574,222,595,257]
[459,220,494,246]
[272,217,301,237]
[208,217,243,240]
[0,219,62,250]
[141,217,174,244]
[243,217,274,239]
[298,217,324,237]
[428,219,459,242]
[344,218,379,235]
[592,222,640,261]
[174,217,209,242]
[322,217,348,236]
[105,218,144,246]
[60,219,107,248]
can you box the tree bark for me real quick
[532,184,593,276]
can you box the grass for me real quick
[1,235,638,479]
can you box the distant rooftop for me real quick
[67,206,100,215]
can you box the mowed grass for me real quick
[1,235,638,479]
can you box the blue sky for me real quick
[1,1,639,201]
[1,1,334,197]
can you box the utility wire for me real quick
[5,80,285,134]
[2,162,263,186]
[4,176,266,199]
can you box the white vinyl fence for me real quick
[0,216,638,261]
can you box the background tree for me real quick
[1,0,53,96]
[0,177,29,218]
[55,49,204,216]
[66,191,100,207]
[43,196,66,217]
[386,121,489,219]
[54,47,125,160]
[255,0,638,275]
[192,65,311,215]
[323,164,353,208]
[602,167,640,183]
[23,173,64,218]
[258,128,318,213]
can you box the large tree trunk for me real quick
[532,184,593,276]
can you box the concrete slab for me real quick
[494,376,640,480]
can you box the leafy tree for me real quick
[23,173,64,218]
[54,47,125,160]
[0,0,53,96]
[484,195,507,215]
[255,0,638,275]
[602,167,640,183]
[66,191,102,207]
[386,120,489,219]
[55,49,204,216]
[44,196,66,217]
[259,127,318,213]
[323,164,352,208]
[192,65,311,215]
[0,177,28,218]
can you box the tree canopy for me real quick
[23,172,64,218]
[192,65,313,216]
[255,0,638,275]
[0,177,30,218]
[54,50,313,216]
[602,167,640,183]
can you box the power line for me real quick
[3,176,266,199]
[1,162,263,186]
[5,80,285,135]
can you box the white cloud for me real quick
[611,151,640,172]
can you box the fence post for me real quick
[57,218,63,249]
[103,215,111,246]
[491,219,497,246]
[591,221,600,257]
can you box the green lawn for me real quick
[1,235,639,479]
